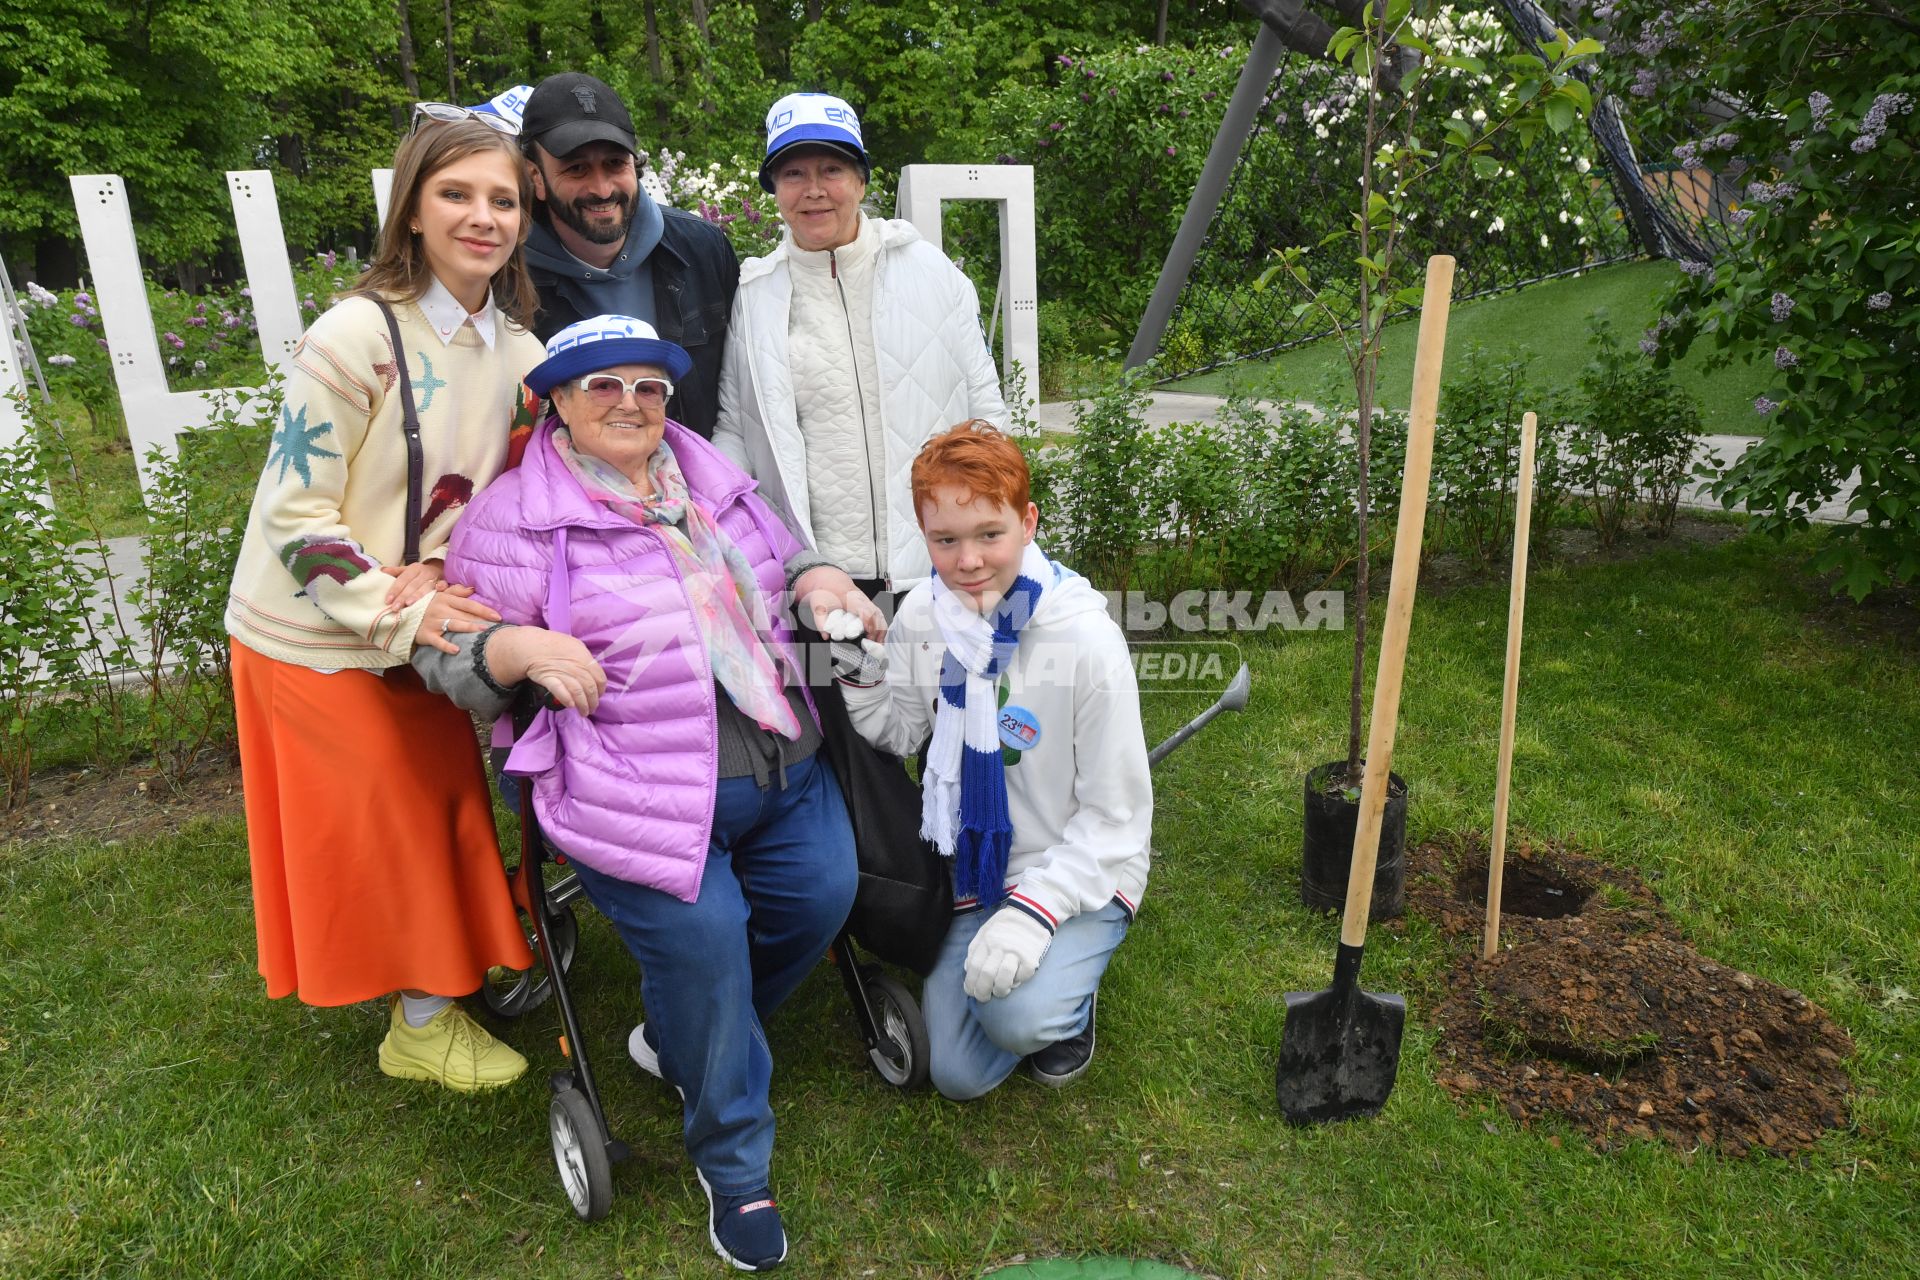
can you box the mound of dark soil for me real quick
[1408,833,1854,1156]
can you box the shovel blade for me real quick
[1276,979,1407,1126]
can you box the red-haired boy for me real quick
[838,421,1152,1098]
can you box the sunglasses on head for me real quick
[574,374,675,407]
[410,101,518,135]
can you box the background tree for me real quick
[1603,0,1920,600]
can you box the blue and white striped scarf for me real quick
[922,541,1057,907]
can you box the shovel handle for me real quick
[1341,255,1454,950]
[1484,411,1538,960]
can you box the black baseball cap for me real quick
[521,73,637,157]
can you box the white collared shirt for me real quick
[418,275,498,349]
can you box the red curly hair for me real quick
[909,420,1030,527]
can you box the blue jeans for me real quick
[922,899,1131,1101]
[567,751,856,1195]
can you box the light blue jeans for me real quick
[567,752,856,1195]
[922,899,1131,1101]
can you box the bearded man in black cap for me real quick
[518,72,738,438]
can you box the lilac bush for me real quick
[1607,0,1919,598]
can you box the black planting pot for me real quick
[1300,760,1408,920]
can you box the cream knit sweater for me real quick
[225,294,543,669]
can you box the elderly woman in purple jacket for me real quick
[417,315,880,1272]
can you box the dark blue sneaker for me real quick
[696,1169,787,1271]
[1025,993,1096,1087]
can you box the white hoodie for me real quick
[842,568,1152,926]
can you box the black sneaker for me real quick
[696,1169,788,1271]
[1024,993,1097,1088]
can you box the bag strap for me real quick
[372,299,424,565]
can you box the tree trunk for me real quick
[395,0,421,97]
[643,0,668,133]
[1156,0,1169,44]
[1345,0,1389,784]
[689,0,711,40]
[443,0,457,99]
[806,0,823,21]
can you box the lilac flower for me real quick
[26,282,57,307]
[164,332,185,349]
[302,298,317,312]
[1049,121,1064,131]
[321,251,337,269]
[1808,91,1832,132]
[1706,132,1738,151]
[1679,259,1710,278]
[1038,138,1052,148]
[1868,292,1892,311]
[1080,92,1092,103]
[1774,346,1798,369]
[1630,67,1656,98]
[1165,146,1177,156]
[1160,71,1175,83]
[73,291,91,307]
[1771,292,1795,322]
[185,316,206,327]
[96,338,108,350]
[1084,67,1096,79]
[1754,396,1780,416]
[1672,141,1701,169]
[1058,54,1075,68]
[1157,103,1171,114]
[68,313,89,327]
[1639,335,1660,356]
[1747,180,1799,205]
[1852,92,1913,153]
[1728,207,1754,226]
[240,287,252,298]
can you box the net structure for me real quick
[1154,3,1644,382]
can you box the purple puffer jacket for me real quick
[444,419,817,902]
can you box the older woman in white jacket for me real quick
[714,91,1007,594]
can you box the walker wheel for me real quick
[549,1087,613,1221]
[863,973,930,1090]
[481,903,578,1019]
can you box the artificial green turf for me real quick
[1171,260,1774,437]
[2,527,1916,1278]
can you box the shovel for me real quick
[1276,255,1453,1125]
[1483,411,1538,961]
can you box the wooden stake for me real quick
[1484,410,1537,961]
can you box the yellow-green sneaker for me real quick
[378,999,527,1092]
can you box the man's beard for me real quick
[550,189,635,246]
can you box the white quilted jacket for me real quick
[715,214,1009,586]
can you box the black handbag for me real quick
[806,664,953,976]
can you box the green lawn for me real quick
[1171,260,1774,437]
[3,528,1916,1278]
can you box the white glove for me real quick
[824,610,888,685]
[963,908,1053,1002]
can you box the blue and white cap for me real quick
[523,315,692,397]
[471,84,534,134]
[758,91,871,192]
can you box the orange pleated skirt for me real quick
[232,640,533,1006]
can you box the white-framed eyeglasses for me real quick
[574,374,675,407]
[410,101,518,135]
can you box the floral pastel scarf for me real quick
[551,427,800,739]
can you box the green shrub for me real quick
[1569,314,1706,546]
